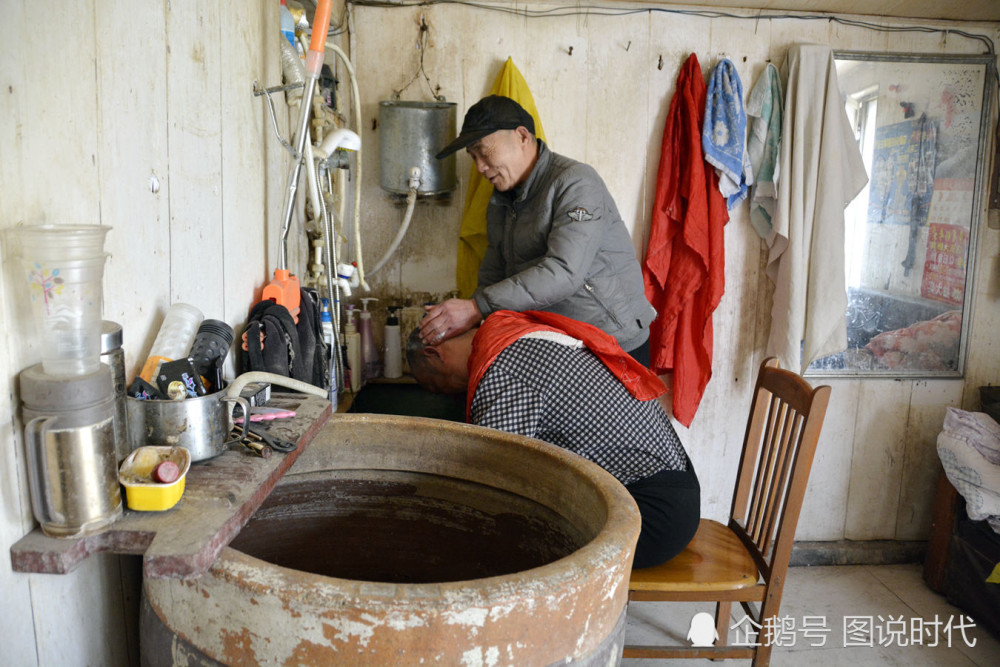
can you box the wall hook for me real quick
[625,40,631,52]
[657,54,663,70]
[567,46,574,56]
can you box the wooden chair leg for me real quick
[752,639,772,666]
[713,600,731,661]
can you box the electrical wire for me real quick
[347,0,997,55]
[393,15,445,102]
[347,0,1000,185]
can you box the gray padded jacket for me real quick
[472,141,656,352]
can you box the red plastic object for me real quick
[261,268,301,321]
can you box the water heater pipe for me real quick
[368,167,421,275]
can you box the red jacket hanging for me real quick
[467,310,667,420]
[643,53,728,427]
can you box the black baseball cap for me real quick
[435,95,535,159]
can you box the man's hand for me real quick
[419,298,482,344]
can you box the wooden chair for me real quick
[624,357,831,666]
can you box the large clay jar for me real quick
[142,414,640,665]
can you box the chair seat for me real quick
[629,519,759,592]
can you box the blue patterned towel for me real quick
[702,58,751,208]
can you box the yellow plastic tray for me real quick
[119,446,190,511]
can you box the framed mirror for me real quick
[807,51,996,377]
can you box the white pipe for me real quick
[304,140,323,234]
[325,39,368,292]
[227,371,329,401]
[368,168,421,275]
[317,128,361,155]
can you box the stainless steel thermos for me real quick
[20,363,123,538]
[100,321,130,464]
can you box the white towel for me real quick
[765,44,869,373]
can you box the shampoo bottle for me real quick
[358,297,381,382]
[344,307,361,392]
[383,306,402,379]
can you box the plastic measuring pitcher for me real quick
[10,225,111,376]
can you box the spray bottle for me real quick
[383,306,402,379]
[344,306,361,392]
[358,297,381,382]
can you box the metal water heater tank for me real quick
[379,100,457,196]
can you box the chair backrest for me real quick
[729,357,831,585]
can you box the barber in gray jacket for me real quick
[421,95,656,364]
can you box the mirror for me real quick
[807,51,996,377]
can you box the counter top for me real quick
[9,393,332,580]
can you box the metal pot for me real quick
[126,391,247,462]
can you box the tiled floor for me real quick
[624,563,1000,666]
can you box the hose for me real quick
[278,37,305,106]
[227,372,329,401]
[368,168,421,275]
[324,39,367,291]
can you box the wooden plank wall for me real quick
[349,3,1000,540]
[0,0,282,663]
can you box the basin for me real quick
[346,380,465,422]
[141,414,640,665]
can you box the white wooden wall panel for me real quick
[1,1,277,662]
[584,15,651,242]
[844,380,911,539]
[0,2,42,663]
[30,555,130,666]
[962,189,1000,412]
[166,4,225,315]
[0,1,130,664]
[221,0,272,332]
[262,6,289,299]
[797,378,860,540]
[95,0,171,380]
[896,379,965,540]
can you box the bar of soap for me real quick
[152,460,181,484]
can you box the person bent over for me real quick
[407,309,699,568]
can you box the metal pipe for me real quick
[317,160,344,401]
[277,76,319,271]
[278,0,333,271]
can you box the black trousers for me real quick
[625,459,701,569]
[626,337,651,368]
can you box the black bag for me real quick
[296,287,331,388]
[240,287,330,389]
